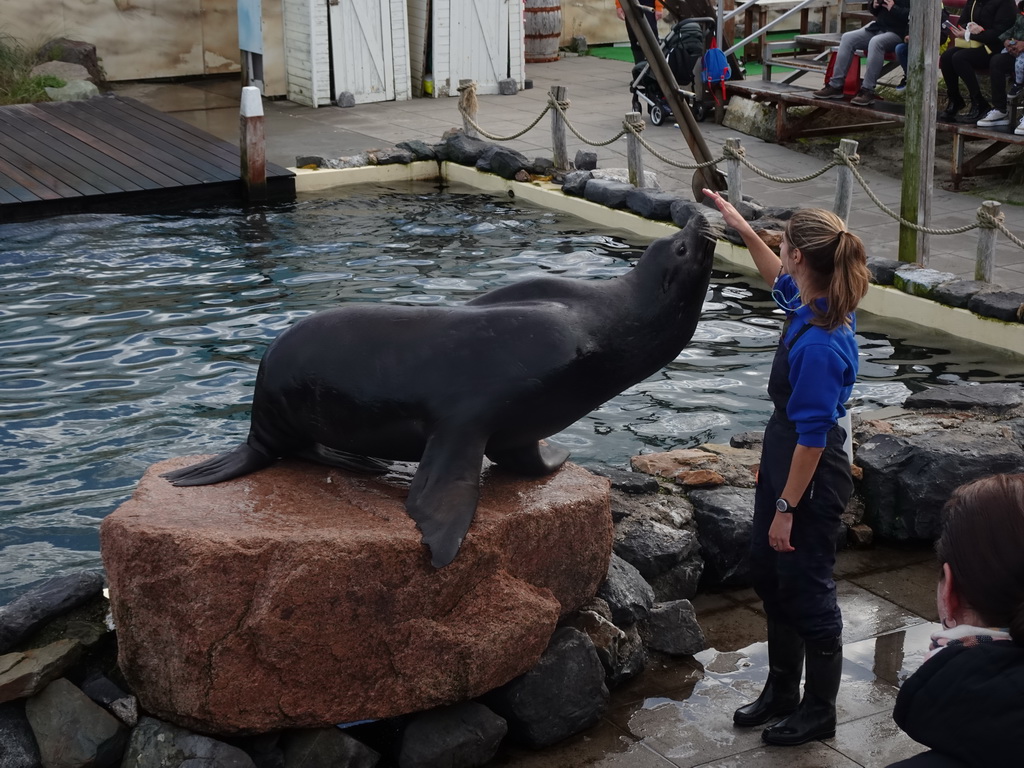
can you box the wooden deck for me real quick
[726,79,1024,189]
[0,95,294,221]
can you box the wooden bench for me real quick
[726,78,1024,188]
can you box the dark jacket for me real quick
[891,640,1024,768]
[868,0,912,38]
[956,0,1017,51]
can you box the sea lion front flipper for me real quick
[406,428,488,569]
[161,443,274,486]
[486,439,570,476]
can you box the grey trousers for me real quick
[828,25,902,91]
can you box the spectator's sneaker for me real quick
[812,84,845,99]
[1015,115,1024,135]
[895,77,907,92]
[977,109,1010,126]
[850,88,879,106]
[1009,82,1024,98]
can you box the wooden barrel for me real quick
[524,0,562,63]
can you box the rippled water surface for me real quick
[1,182,1020,601]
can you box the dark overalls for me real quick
[750,320,853,642]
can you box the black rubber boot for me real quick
[733,620,805,727]
[762,636,842,746]
[959,100,991,123]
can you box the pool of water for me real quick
[1,181,1021,603]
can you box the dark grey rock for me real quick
[480,146,531,180]
[228,733,284,768]
[370,148,415,165]
[967,290,1024,322]
[904,382,1024,412]
[122,717,255,768]
[565,610,626,678]
[649,558,704,602]
[590,466,659,495]
[498,78,518,95]
[398,702,505,768]
[610,490,696,529]
[613,516,700,581]
[607,624,647,687]
[1003,417,1024,450]
[596,553,655,627]
[295,155,328,168]
[570,35,589,54]
[0,639,83,701]
[486,628,608,749]
[396,140,438,161]
[561,170,592,197]
[757,206,796,221]
[626,189,680,221]
[436,133,494,166]
[730,431,764,451]
[0,571,104,653]
[671,199,704,228]
[584,179,633,209]
[932,279,988,309]
[866,257,902,285]
[645,600,706,656]
[529,157,556,176]
[25,678,128,768]
[574,150,597,171]
[38,38,104,85]
[688,487,757,587]
[337,92,356,108]
[79,674,128,708]
[283,727,378,768]
[0,701,41,768]
[857,431,1024,540]
[473,145,501,173]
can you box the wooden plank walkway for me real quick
[0,95,294,221]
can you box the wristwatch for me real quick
[775,498,796,514]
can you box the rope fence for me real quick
[456,80,1024,283]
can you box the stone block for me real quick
[282,727,379,768]
[0,570,104,654]
[583,179,633,209]
[43,80,100,101]
[26,678,128,768]
[561,170,592,197]
[645,599,706,656]
[866,257,903,286]
[101,459,612,734]
[595,553,654,627]
[626,189,680,221]
[893,267,957,298]
[498,78,518,95]
[398,702,506,768]
[0,640,83,703]
[0,701,41,768]
[396,140,438,161]
[38,38,104,84]
[904,382,1024,411]
[30,60,90,83]
[121,717,254,768]
[337,92,357,108]
[968,290,1024,322]
[687,487,757,588]
[721,96,777,142]
[932,279,987,308]
[573,150,597,171]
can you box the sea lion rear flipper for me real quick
[486,439,570,476]
[406,429,488,569]
[161,443,274,486]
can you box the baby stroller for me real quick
[629,16,716,124]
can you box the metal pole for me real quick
[975,201,1000,282]
[833,138,858,225]
[725,137,743,204]
[240,85,266,202]
[550,85,569,172]
[626,112,646,187]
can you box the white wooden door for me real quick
[448,0,508,95]
[328,0,395,103]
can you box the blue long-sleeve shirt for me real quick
[775,274,859,448]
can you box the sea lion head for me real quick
[636,213,719,295]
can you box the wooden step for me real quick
[764,55,831,73]
[793,32,843,49]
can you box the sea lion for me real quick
[163,215,718,567]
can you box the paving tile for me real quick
[693,603,766,653]
[837,581,928,644]
[489,718,675,768]
[691,742,863,767]
[848,558,941,621]
[829,711,929,768]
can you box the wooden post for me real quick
[899,0,941,264]
[975,200,1001,282]
[625,112,645,188]
[240,85,266,202]
[459,79,478,138]
[725,137,743,204]
[833,138,858,224]
[550,85,569,172]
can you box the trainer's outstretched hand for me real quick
[702,188,747,231]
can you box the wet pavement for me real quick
[108,59,957,766]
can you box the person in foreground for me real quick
[886,474,1024,768]
[704,190,869,746]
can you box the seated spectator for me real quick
[617,0,664,64]
[887,473,1024,767]
[814,0,910,106]
[939,0,1016,122]
[976,1,1024,130]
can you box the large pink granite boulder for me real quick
[100,458,612,735]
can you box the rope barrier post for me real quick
[625,112,646,188]
[833,138,858,224]
[975,200,1001,282]
[725,137,743,204]
[458,80,478,138]
[550,85,569,171]
[240,85,266,202]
